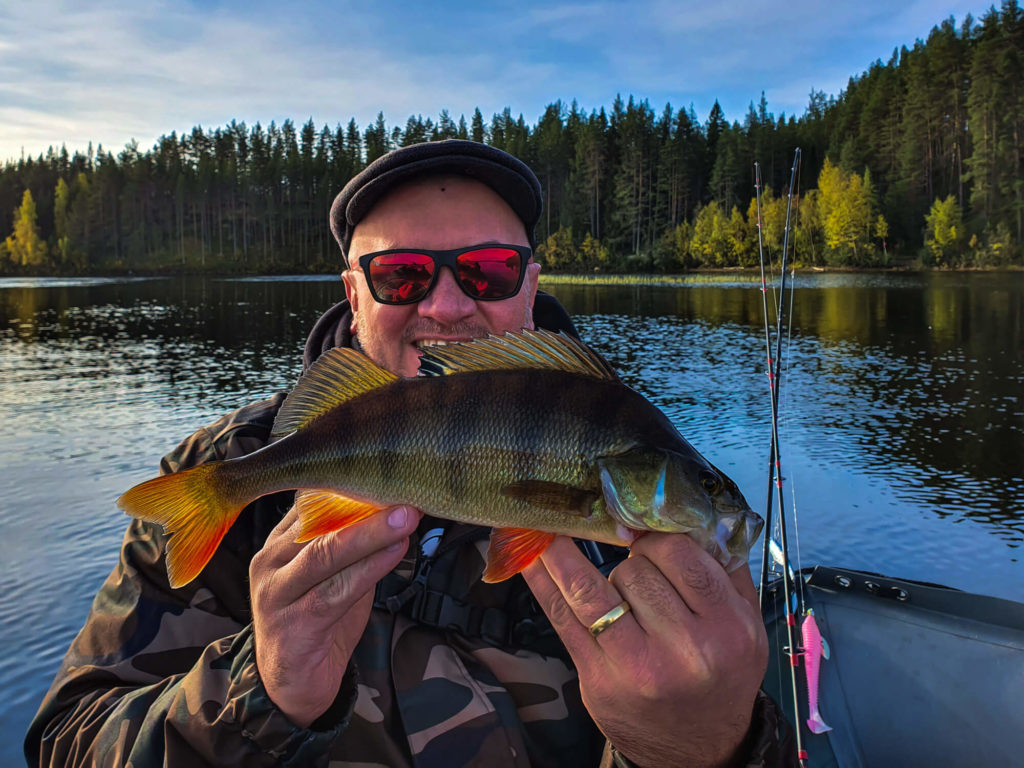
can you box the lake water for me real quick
[1,271,1021,762]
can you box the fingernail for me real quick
[387,506,408,528]
[387,541,404,552]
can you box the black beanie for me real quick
[329,139,543,264]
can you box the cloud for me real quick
[0,0,996,162]
[0,0,550,160]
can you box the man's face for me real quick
[342,176,541,377]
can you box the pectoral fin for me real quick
[500,480,598,517]
[294,490,383,543]
[483,527,557,583]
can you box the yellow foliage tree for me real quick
[536,226,575,271]
[656,220,693,269]
[817,159,874,265]
[690,201,730,266]
[579,231,610,270]
[794,189,821,264]
[747,185,788,258]
[924,195,966,266]
[727,205,754,266]
[5,189,46,268]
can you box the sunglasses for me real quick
[356,244,531,305]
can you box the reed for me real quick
[537,273,761,287]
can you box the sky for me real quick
[0,0,997,163]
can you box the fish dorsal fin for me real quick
[271,348,399,438]
[419,328,618,380]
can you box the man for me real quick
[27,140,794,767]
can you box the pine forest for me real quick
[3,3,1023,274]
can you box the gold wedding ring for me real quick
[588,600,632,638]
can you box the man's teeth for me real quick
[416,340,453,348]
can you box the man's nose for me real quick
[417,266,476,324]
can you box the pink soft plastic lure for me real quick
[801,609,832,734]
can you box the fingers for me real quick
[729,564,760,610]
[293,532,412,624]
[270,505,421,608]
[260,505,305,566]
[608,553,694,635]
[523,536,638,656]
[629,533,742,616]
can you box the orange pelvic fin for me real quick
[483,527,558,583]
[294,490,383,543]
[117,463,244,589]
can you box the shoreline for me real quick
[2,264,1022,281]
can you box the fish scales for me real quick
[278,369,630,537]
[117,329,763,588]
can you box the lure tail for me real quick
[117,462,249,588]
[807,710,832,735]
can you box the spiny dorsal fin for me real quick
[419,329,618,381]
[272,348,399,438]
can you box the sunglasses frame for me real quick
[356,244,532,305]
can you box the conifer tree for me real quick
[471,108,487,143]
[54,177,71,263]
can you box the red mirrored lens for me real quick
[456,247,523,299]
[368,252,435,302]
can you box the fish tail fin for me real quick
[807,710,832,734]
[117,462,247,588]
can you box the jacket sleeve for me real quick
[25,396,358,768]
[598,690,799,768]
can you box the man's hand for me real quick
[249,504,422,728]
[522,533,768,768]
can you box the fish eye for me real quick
[699,470,723,496]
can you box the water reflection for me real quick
[545,274,1024,521]
[0,272,1022,764]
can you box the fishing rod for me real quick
[753,160,775,609]
[756,151,801,605]
[754,150,807,766]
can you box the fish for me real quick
[801,609,832,734]
[118,329,764,589]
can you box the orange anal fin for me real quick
[294,490,383,543]
[483,527,557,583]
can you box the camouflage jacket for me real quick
[26,296,796,768]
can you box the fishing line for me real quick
[754,163,790,737]
[749,159,802,765]
[781,157,807,611]
[774,154,806,614]
[760,149,806,766]
[782,265,807,610]
[755,161,781,605]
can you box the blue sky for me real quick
[0,0,996,163]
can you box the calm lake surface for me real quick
[1,271,1022,760]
